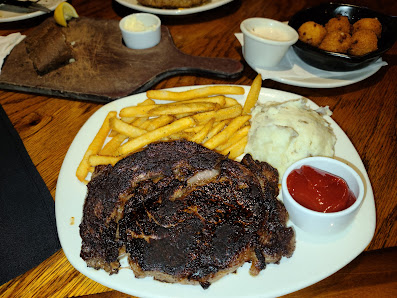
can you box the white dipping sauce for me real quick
[250,26,290,42]
[123,15,156,32]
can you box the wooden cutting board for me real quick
[0,17,243,102]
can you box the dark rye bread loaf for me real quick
[25,20,74,75]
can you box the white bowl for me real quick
[281,157,364,236]
[240,18,298,68]
[119,13,161,50]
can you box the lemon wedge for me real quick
[54,2,79,27]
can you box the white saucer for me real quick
[246,48,386,88]
[235,33,387,88]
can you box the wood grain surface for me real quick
[0,0,396,297]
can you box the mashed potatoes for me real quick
[244,98,336,179]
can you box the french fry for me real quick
[131,117,148,128]
[203,115,251,150]
[140,98,156,105]
[193,104,242,124]
[109,117,147,138]
[115,117,196,156]
[120,116,136,123]
[141,115,175,131]
[119,104,156,117]
[100,133,128,156]
[178,95,226,107]
[203,120,229,142]
[224,97,240,107]
[185,124,205,133]
[190,118,215,143]
[166,131,194,141]
[118,98,156,118]
[88,155,123,167]
[76,111,117,182]
[174,112,196,119]
[109,116,136,137]
[124,99,155,123]
[243,74,262,114]
[216,125,250,151]
[147,86,245,101]
[221,135,248,160]
[109,115,135,138]
[149,102,220,116]
[108,130,118,138]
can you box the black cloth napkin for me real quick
[0,104,61,285]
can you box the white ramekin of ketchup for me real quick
[281,157,364,236]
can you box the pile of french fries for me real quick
[76,75,262,183]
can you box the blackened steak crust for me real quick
[80,140,295,288]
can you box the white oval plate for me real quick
[55,86,376,298]
[115,0,234,16]
[250,49,385,88]
[0,0,63,23]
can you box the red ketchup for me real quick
[287,165,356,213]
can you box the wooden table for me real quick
[0,0,396,297]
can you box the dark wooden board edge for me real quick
[0,62,244,103]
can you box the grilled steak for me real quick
[80,140,295,288]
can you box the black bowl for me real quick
[288,2,397,71]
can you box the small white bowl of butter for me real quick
[240,18,298,68]
[119,13,161,50]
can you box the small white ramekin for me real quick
[240,18,298,68]
[119,13,161,50]
[281,157,365,236]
